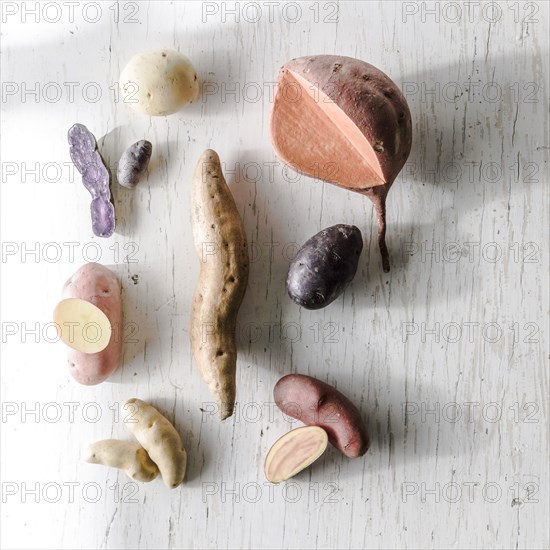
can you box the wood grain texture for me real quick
[1,2,548,549]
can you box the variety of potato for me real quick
[85,399,186,488]
[117,140,153,188]
[119,49,199,116]
[58,50,404,489]
[54,262,123,385]
[122,399,187,488]
[190,149,249,420]
[68,124,115,238]
[274,374,370,459]
[287,225,363,310]
[85,439,160,482]
[270,55,412,272]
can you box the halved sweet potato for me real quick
[270,55,412,272]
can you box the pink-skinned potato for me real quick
[58,263,123,385]
[274,374,369,458]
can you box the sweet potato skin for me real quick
[190,150,249,420]
[274,374,370,458]
[271,55,413,273]
[280,55,412,187]
[61,262,123,385]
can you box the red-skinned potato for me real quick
[274,374,369,458]
[54,262,123,385]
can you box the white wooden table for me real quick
[1,1,548,548]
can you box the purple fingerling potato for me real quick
[82,158,110,200]
[68,123,97,173]
[90,198,115,238]
[117,140,153,189]
[68,124,115,237]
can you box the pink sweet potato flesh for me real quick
[274,373,370,458]
[270,55,412,272]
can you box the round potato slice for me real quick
[53,298,112,354]
[264,426,328,484]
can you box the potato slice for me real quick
[264,426,328,484]
[53,298,112,354]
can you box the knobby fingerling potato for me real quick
[270,55,412,272]
[54,262,123,385]
[122,399,187,488]
[274,374,370,458]
[190,149,249,420]
[85,439,159,482]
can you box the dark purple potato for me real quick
[68,124,115,237]
[117,140,153,189]
[287,224,363,310]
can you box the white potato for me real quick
[120,49,199,116]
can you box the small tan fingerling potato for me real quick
[122,399,187,488]
[120,49,199,116]
[54,262,123,385]
[190,149,249,420]
[274,374,370,458]
[265,426,328,483]
[85,439,159,482]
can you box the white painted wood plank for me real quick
[1,1,548,549]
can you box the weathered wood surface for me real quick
[1,1,548,549]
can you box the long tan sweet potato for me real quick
[190,149,249,420]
